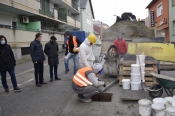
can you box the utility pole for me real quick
[100,21,103,41]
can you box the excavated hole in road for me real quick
[91,93,113,102]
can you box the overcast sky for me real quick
[91,0,152,26]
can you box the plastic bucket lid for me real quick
[122,79,130,82]
[138,99,152,106]
[131,73,140,75]
[153,98,166,104]
[152,103,165,110]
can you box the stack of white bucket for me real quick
[130,54,145,90]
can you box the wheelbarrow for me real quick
[148,72,175,98]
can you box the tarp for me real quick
[64,31,88,44]
[127,43,175,62]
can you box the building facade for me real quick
[146,0,169,42]
[0,0,81,63]
[169,0,175,42]
[80,0,94,34]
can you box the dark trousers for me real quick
[50,65,58,79]
[0,69,18,89]
[34,61,44,84]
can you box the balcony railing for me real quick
[0,24,40,32]
[71,0,79,11]
[58,9,67,22]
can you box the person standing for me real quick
[30,33,47,87]
[78,34,97,68]
[114,33,128,59]
[64,31,82,74]
[0,35,21,92]
[44,36,61,82]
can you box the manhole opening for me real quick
[91,93,113,102]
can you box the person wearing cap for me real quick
[72,63,106,103]
[114,33,127,59]
[78,34,97,68]
[44,36,61,82]
[64,31,82,74]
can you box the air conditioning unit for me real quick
[21,16,29,23]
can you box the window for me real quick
[21,47,30,56]
[39,0,42,10]
[50,3,54,14]
[173,0,175,6]
[157,3,163,17]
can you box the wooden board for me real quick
[120,61,158,65]
[121,90,147,100]
[119,71,156,76]
[122,67,154,71]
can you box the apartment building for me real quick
[0,0,81,63]
[169,0,175,42]
[146,0,169,42]
[80,0,94,33]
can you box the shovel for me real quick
[135,42,147,91]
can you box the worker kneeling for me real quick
[72,63,106,103]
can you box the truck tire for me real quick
[107,45,119,60]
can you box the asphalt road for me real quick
[0,58,75,116]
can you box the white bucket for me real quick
[141,64,145,72]
[131,82,140,90]
[138,99,152,116]
[141,72,145,82]
[153,98,166,104]
[172,102,175,107]
[131,73,141,82]
[152,103,166,116]
[131,64,140,74]
[122,79,130,90]
[165,97,174,104]
[136,55,145,64]
[166,105,175,116]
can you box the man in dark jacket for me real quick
[0,35,21,93]
[30,33,47,87]
[64,31,82,74]
[44,36,61,82]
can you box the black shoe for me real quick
[40,82,48,84]
[5,88,9,93]
[14,87,21,92]
[50,78,53,82]
[65,69,69,74]
[55,78,61,80]
[36,83,42,87]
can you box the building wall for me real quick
[81,0,93,33]
[169,0,175,42]
[0,12,18,26]
[148,0,169,42]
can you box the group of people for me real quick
[0,32,127,103]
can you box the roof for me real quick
[93,20,109,28]
[93,24,105,35]
[146,0,157,9]
[80,0,95,19]
[89,0,95,19]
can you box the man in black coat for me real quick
[0,35,21,93]
[30,33,47,87]
[44,36,61,82]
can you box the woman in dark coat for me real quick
[0,35,21,92]
[44,36,61,82]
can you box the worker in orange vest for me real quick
[64,31,82,74]
[72,63,106,103]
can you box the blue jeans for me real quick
[50,65,58,79]
[0,69,18,89]
[64,53,79,74]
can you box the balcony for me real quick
[57,9,67,22]
[67,16,81,29]
[51,0,80,14]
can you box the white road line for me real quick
[9,78,34,90]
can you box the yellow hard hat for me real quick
[88,34,97,44]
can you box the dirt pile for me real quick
[101,21,154,54]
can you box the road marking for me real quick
[9,78,34,90]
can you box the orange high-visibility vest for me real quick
[66,36,78,52]
[73,67,93,87]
